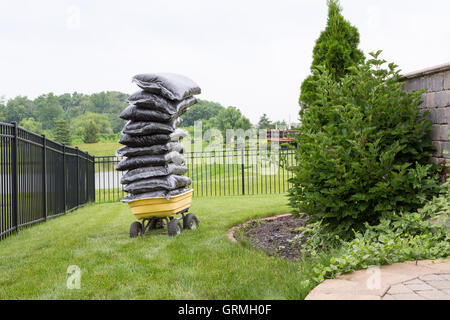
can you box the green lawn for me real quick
[0,194,327,300]
[74,140,266,157]
[95,166,295,203]
[94,152,297,201]
[74,141,122,157]
[74,139,200,157]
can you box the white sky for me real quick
[1,0,449,124]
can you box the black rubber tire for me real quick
[183,213,199,230]
[130,221,143,238]
[167,219,183,237]
[149,218,164,230]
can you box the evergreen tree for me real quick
[83,121,99,144]
[54,119,72,145]
[299,0,364,114]
[257,113,272,129]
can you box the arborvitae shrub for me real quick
[54,119,71,145]
[289,51,440,239]
[300,0,364,115]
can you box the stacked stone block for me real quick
[402,64,450,169]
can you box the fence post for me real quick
[76,147,79,207]
[62,144,66,214]
[42,134,47,221]
[92,156,96,203]
[190,153,194,194]
[11,122,19,233]
[241,148,245,195]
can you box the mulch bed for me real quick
[239,215,309,260]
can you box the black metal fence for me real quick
[0,122,95,240]
[94,148,297,203]
[0,121,295,240]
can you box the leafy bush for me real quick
[19,117,43,134]
[289,51,440,239]
[302,230,449,287]
[83,121,99,144]
[71,112,113,136]
[299,182,450,288]
[98,133,121,142]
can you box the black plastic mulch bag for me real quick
[123,175,192,194]
[120,163,188,185]
[118,133,170,147]
[116,144,169,157]
[120,99,195,122]
[120,104,172,122]
[127,91,197,116]
[116,154,166,171]
[122,119,177,136]
[121,187,192,202]
[116,151,186,171]
[132,73,201,101]
[116,142,185,157]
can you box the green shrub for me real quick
[83,121,99,144]
[19,117,43,134]
[302,229,449,286]
[299,182,450,288]
[98,133,121,142]
[289,51,440,239]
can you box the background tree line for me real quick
[0,92,287,145]
[0,92,127,144]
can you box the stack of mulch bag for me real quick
[116,73,200,202]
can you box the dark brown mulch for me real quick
[240,215,309,260]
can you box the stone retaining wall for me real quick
[401,63,450,174]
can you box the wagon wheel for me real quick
[130,221,143,238]
[183,213,199,230]
[167,219,183,237]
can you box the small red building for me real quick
[266,129,298,148]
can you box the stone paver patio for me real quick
[382,273,450,300]
[227,214,450,300]
[306,258,450,300]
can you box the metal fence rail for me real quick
[0,121,295,240]
[94,148,297,203]
[0,122,95,240]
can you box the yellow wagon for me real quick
[126,189,198,237]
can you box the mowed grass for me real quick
[95,171,294,204]
[0,194,326,300]
[73,141,122,157]
[75,139,196,157]
[95,155,297,201]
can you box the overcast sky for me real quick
[1,0,449,124]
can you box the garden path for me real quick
[305,259,450,300]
